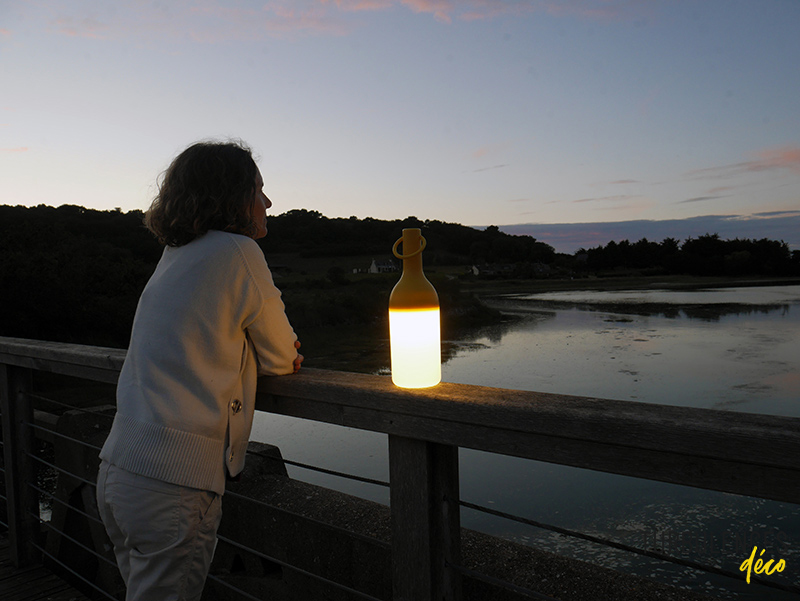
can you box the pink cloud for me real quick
[460,0,522,21]
[470,140,514,160]
[41,1,351,42]
[0,28,11,36]
[749,146,800,174]
[328,0,631,24]
[2,147,29,153]
[324,0,393,10]
[54,17,110,39]
[401,0,454,23]
[261,4,351,36]
[462,0,653,23]
[542,1,628,21]
[39,0,658,43]
[190,3,352,39]
[688,145,800,180]
[167,2,354,40]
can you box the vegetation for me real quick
[577,234,799,278]
[1,204,798,350]
[259,209,556,265]
[0,205,160,347]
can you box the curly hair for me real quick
[144,140,260,246]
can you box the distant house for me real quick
[369,259,397,274]
[531,262,551,276]
[470,264,515,277]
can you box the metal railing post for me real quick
[389,435,462,601]
[0,363,39,566]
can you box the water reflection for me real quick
[491,295,793,322]
[458,448,800,600]
[443,310,556,358]
[253,285,800,600]
[441,285,800,599]
[506,286,800,306]
[448,286,800,416]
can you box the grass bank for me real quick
[461,274,800,297]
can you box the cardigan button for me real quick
[231,399,242,414]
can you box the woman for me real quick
[96,140,302,601]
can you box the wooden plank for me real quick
[389,436,461,601]
[1,365,38,567]
[3,336,800,502]
[260,393,800,502]
[256,369,800,502]
[0,338,125,384]
[257,368,800,470]
[4,575,71,600]
[0,338,126,371]
[1,533,92,601]
[0,355,122,385]
[2,338,796,481]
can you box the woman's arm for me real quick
[235,235,301,375]
[248,289,300,376]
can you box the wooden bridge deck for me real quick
[0,532,93,601]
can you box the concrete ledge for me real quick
[40,408,721,601]
[211,448,721,601]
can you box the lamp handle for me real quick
[392,235,426,259]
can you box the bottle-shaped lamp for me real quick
[389,228,441,388]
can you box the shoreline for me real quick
[463,275,800,297]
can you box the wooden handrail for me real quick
[0,337,125,383]
[3,336,800,600]
[257,367,800,503]
[3,335,800,501]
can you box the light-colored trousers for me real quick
[96,460,222,601]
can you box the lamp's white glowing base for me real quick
[389,308,441,388]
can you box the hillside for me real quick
[1,205,540,347]
[1,204,798,351]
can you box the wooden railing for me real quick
[2,336,800,600]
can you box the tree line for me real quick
[0,205,549,346]
[1,204,798,348]
[259,209,557,265]
[577,234,799,277]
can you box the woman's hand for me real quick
[293,340,304,373]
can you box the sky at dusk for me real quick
[2,1,799,253]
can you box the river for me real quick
[252,284,800,600]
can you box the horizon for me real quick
[2,1,799,235]
[6,202,798,256]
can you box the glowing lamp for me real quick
[389,228,441,388]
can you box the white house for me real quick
[369,259,397,273]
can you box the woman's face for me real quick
[250,169,271,239]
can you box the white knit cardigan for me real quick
[100,230,298,495]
